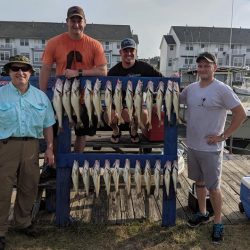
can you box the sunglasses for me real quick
[9,66,31,72]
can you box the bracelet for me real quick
[78,69,83,77]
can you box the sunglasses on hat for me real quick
[9,65,31,72]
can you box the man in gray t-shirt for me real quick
[180,52,246,244]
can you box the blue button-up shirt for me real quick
[0,82,55,139]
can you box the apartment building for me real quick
[160,26,250,79]
[0,21,138,75]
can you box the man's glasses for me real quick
[9,66,31,72]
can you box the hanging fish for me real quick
[92,160,101,198]
[84,79,93,128]
[144,160,152,196]
[71,78,83,128]
[154,160,161,198]
[123,159,131,195]
[165,80,173,123]
[103,159,112,196]
[172,81,181,124]
[156,81,164,127]
[71,160,79,196]
[52,78,64,133]
[105,80,113,125]
[125,80,134,125]
[79,160,90,197]
[164,161,172,197]
[134,160,142,195]
[113,79,124,125]
[145,81,154,130]
[133,80,144,129]
[172,160,178,193]
[93,78,104,128]
[62,79,74,127]
[112,159,120,194]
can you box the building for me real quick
[0,21,138,75]
[160,26,250,83]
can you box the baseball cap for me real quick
[67,6,85,19]
[196,52,217,64]
[121,38,136,50]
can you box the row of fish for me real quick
[71,159,178,198]
[52,78,180,133]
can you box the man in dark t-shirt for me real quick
[107,38,162,143]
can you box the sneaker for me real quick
[212,223,224,244]
[0,236,6,250]
[187,212,210,228]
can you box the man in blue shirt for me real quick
[0,55,55,249]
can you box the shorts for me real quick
[187,148,223,190]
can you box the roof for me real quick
[172,26,250,44]
[164,35,176,45]
[0,21,134,41]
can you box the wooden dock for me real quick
[32,153,250,225]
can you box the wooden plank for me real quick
[82,193,95,223]
[146,193,161,222]
[120,188,135,222]
[131,188,146,221]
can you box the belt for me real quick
[0,137,36,144]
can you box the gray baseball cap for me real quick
[121,38,136,50]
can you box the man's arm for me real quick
[39,63,52,92]
[223,104,247,139]
[43,126,54,166]
[64,64,107,78]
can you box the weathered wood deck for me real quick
[32,153,250,225]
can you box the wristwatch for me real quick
[220,133,228,140]
[78,69,83,77]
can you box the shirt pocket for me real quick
[0,103,17,128]
[27,102,47,128]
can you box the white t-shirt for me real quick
[180,79,241,151]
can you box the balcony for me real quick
[0,43,13,49]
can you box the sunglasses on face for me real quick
[9,66,31,72]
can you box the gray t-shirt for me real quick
[180,79,241,151]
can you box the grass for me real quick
[5,219,250,250]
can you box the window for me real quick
[105,53,110,64]
[168,58,172,67]
[34,52,43,63]
[186,44,193,51]
[233,57,243,67]
[20,39,29,46]
[170,45,174,51]
[246,59,250,66]
[184,58,193,65]
[104,42,110,51]
[217,58,223,66]
[219,44,224,51]
[20,53,30,59]
[117,42,121,49]
[34,68,40,76]
[235,72,241,81]
[201,44,205,48]
[0,51,10,61]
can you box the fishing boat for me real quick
[233,76,250,96]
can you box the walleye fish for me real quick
[71,160,79,196]
[52,78,64,133]
[93,78,104,128]
[113,79,124,125]
[123,159,131,195]
[156,81,164,127]
[133,80,144,129]
[172,160,178,193]
[144,160,152,195]
[154,160,161,198]
[165,80,173,123]
[112,159,120,194]
[84,80,93,127]
[164,161,172,197]
[103,160,112,196]
[125,80,134,124]
[92,160,101,198]
[134,160,142,195]
[71,78,83,128]
[62,79,74,127]
[79,160,90,197]
[145,81,154,130]
[172,81,180,124]
[105,80,113,125]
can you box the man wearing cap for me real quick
[107,38,162,143]
[39,5,107,152]
[180,52,246,243]
[0,55,55,249]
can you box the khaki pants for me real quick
[0,139,40,236]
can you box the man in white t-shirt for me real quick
[180,52,246,244]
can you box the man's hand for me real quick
[64,69,79,78]
[44,148,54,166]
[205,134,224,144]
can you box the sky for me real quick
[1,0,250,58]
